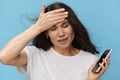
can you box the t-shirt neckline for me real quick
[50,47,82,59]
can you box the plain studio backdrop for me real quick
[0,0,120,80]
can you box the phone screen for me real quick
[92,49,112,73]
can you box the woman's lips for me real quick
[58,38,68,44]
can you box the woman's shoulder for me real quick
[24,46,39,50]
[80,50,97,60]
[23,46,46,55]
[24,46,44,52]
[80,50,97,70]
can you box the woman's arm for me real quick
[0,25,42,66]
[0,5,68,66]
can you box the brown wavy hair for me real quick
[32,2,99,54]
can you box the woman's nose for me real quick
[58,28,65,37]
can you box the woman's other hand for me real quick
[88,56,110,80]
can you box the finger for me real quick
[46,11,68,18]
[53,11,68,17]
[40,4,46,15]
[54,19,66,24]
[104,58,110,67]
[99,59,108,73]
[98,63,105,74]
[47,11,68,21]
[48,15,67,25]
[47,8,65,14]
[53,13,68,20]
[107,54,111,61]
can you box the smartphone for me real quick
[92,49,112,73]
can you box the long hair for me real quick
[32,2,99,54]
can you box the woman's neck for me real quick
[53,46,80,56]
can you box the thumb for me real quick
[40,4,46,15]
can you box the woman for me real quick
[0,2,110,80]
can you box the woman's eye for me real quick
[50,27,57,31]
[62,23,69,28]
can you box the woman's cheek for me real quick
[49,31,58,40]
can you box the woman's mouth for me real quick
[58,38,68,44]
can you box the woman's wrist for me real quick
[26,24,42,36]
[88,78,99,80]
[88,78,98,80]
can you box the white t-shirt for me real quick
[17,46,97,80]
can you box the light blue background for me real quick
[0,0,120,80]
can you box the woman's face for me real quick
[47,20,74,49]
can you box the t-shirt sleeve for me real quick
[17,46,36,76]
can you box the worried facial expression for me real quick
[47,20,74,49]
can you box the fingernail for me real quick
[65,11,69,14]
[60,8,65,11]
